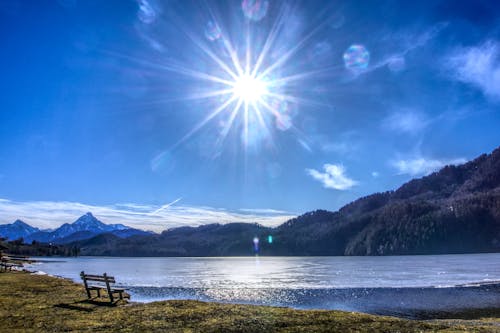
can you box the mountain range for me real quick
[0,220,40,241]
[71,145,500,256]
[2,146,500,256]
[0,212,151,244]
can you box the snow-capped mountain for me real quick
[0,220,40,240]
[50,212,128,240]
[1,213,152,244]
[0,212,148,244]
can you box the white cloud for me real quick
[449,40,500,100]
[371,171,379,178]
[306,164,358,190]
[383,110,430,134]
[0,199,297,232]
[392,157,467,176]
[238,208,291,215]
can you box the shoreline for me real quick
[1,271,499,332]
[25,260,500,320]
[23,260,500,320]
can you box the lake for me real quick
[28,253,500,318]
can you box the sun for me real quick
[160,4,316,151]
[231,74,268,104]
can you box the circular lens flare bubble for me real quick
[343,44,370,70]
[205,21,221,41]
[271,98,295,131]
[276,114,292,131]
[242,0,269,21]
[232,74,268,103]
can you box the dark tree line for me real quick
[1,238,79,257]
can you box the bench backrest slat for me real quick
[84,276,116,282]
[81,273,116,283]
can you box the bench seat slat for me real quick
[87,285,102,289]
[88,286,124,293]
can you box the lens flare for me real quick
[253,237,260,253]
[271,98,295,131]
[343,44,370,70]
[131,2,348,155]
[242,0,269,21]
[205,21,221,41]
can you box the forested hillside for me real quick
[70,146,500,256]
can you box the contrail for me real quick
[150,197,182,215]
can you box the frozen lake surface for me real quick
[29,254,500,317]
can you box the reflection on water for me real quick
[30,254,500,289]
[29,254,500,316]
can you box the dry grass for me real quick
[0,271,499,332]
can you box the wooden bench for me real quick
[0,255,24,272]
[0,261,22,271]
[3,254,30,261]
[80,271,126,303]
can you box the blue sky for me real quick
[1,0,500,230]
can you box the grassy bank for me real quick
[0,271,499,332]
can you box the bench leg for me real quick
[96,289,101,298]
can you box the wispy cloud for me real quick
[321,142,352,154]
[357,22,448,76]
[238,208,292,215]
[306,164,358,190]
[448,40,500,101]
[137,0,158,24]
[0,199,296,232]
[382,109,430,135]
[319,131,361,157]
[151,197,183,215]
[391,157,467,176]
[297,139,313,153]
